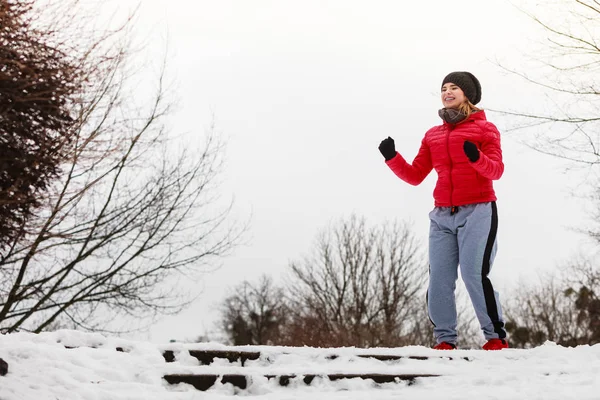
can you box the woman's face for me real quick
[441,83,466,109]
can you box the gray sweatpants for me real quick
[427,201,506,345]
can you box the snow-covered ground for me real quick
[0,330,599,399]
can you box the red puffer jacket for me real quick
[385,110,503,207]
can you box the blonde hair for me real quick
[457,101,481,121]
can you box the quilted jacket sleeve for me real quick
[470,122,504,180]
[385,138,433,186]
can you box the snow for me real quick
[0,330,599,399]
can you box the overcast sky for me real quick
[103,0,593,343]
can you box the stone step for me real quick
[163,372,440,390]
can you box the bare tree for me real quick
[0,0,82,248]
[221,275,288,345]
[283,215,477,348]
[494,2,600,346]
[0,1,241,334]
[215,215,480,348]
[506,256,600,348]
[497,1,600,166]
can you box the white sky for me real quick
[1,330,600,399]
[91,0,595,343]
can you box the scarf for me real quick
[438,108,467,124]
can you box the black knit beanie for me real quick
[441,71,482,105]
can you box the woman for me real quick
[378,71,508,350]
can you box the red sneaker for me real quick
[433,341,456,350]
[482,338,509,350]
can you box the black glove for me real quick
[463,141,480,162]
[378,136,396,161]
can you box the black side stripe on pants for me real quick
[481,201,506,338]
[426,265,435,327]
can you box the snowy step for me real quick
[159,346,466,391]
[162,349,470,365]
[163,349,260,365]
[162,372,440,390]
